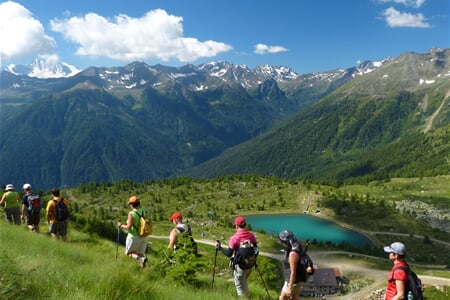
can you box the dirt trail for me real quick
[423,88,449,133]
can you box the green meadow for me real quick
[1,175,449,299]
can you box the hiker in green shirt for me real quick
[117,196,148,268]
[0,184,21,225]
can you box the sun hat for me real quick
[23,183,31,190]
[170,212,182,221]
[128,196,139,204]
[233,216,246,226]
[5,184,14,191]
[384,242,406,255]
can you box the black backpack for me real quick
[27,194,41,215]
[291,247,315,282]
[234,240,258,269]
[392,265,423,300]
[54,198,69,221]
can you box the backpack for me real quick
[234,240,258,269]
[54,198,69,221]
[291,247,315,282]
[26,194,41,215]
[392,265,423,300]
[133,210,152,237]
[175,224,198,255]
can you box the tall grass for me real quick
[0,221,279,299]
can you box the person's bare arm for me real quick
[117,212,133,231]
[167,228,177,249]
[393,279,406,300]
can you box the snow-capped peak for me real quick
[5,55,80,78]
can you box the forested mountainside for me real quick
[185,49,450,185]
[0,48,448,188]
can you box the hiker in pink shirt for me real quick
[215,216,258,298]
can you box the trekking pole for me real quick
[212,240,219,287]
[116,223,121,259]
[304,240,311,253]
[256,266,271,300]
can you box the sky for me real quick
[0,0,448,74]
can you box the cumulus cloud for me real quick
[375,0,426,8]
[382,6,430,27]
[0,1,55,59]
[50,9,232,62]
[254,43,288,55]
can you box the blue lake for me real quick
[245,214,372,247]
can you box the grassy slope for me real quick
[1,220,449,300]
[0,223,280,300]
[1,175,449,299]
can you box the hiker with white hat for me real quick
[21,183,42,232]
[383,242,407,300]
[0,184,21,224]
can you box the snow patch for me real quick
[419,79,435,85]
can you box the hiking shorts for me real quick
[125,235,148,256]
[26,213,40,226]
[49,221,68,236]
[4,206,21,225]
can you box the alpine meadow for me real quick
[1,48,449,299]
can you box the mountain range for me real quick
[1,48,448,189]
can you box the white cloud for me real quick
[375,0,426,8]
[382,7,430,28]
[0,1,55,59]
[50,9,232,62]
[254,43,288,55]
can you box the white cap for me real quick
[384,242,406,255]
[23,183,31,190]
[5,184,14,191]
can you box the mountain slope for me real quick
[0,49,447,188]
[2,58,380,188]
[185,49,450,184]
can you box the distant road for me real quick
[364,230,450,247]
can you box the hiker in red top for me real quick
[215,216,257,298]
[384,242,407,300]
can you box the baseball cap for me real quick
[384,242,406,255]
[23,183,31,190]
[128,196,139,204]
[170,212,182,221]
[233,216,246,226]
[5,184,14,191]
[278,229,294,242]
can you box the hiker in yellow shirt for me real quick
[46,188,69,241]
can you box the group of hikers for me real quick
[0,183,69,241]
[1,187,418,299]
[116,196,197,268]
[115,195,417,300]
